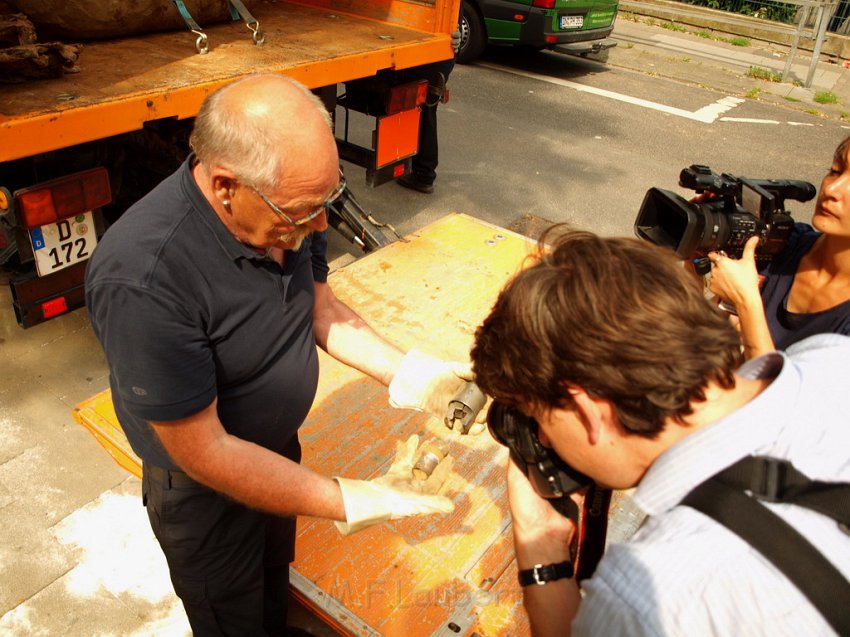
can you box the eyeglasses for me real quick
[250,169,346,226]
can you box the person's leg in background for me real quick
[397,57,456,194]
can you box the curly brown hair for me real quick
[471,226,744,438]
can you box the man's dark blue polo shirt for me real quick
[86,156,329,470]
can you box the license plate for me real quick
[560,15,583,29]
[29,212,97,276]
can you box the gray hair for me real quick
[189,74,333,190]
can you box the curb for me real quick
[619,0,850,60]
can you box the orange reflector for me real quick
[513,13,524,20]
[393,164,406,178]
[42,297,68,319]
[387,80,428,115]
[376,109,421,168]
[545,35,558,43]
[15,168,111,229]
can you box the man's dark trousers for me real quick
[141,437,301,636]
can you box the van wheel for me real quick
[457,0,486,64]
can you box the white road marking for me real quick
[477,62,790,125]
[720,117,781,124]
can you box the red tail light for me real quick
[386,80,428,115]
[15,168,111,229]
[532,0,556,8]
[41,297,68,319]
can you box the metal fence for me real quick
[675,0,850,33]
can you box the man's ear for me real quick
[207,166,239,207]
[566,386,613,446]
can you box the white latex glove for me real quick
[334,435,455,535]
[389,349,474,421]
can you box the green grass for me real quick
[783,95,802,102]
[804,108,823,117]
[745,87,762,99]
[841,111,850,120]
[746,66,782,82]
[729,37,751,47]
[814,91,839,104]
[661,22,689,33]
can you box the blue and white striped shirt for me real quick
[574,334,850,636]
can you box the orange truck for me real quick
[0,0,458,327]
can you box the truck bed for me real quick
[0,0,455,162]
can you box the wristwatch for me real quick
[517,561,574,587]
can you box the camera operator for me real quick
[471,227,850,636]
[708,135,850,358]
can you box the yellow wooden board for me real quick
[73,213,538,636]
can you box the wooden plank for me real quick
[72,213,537,636]
[0,0,455,162]
[72,389,143,479]
[293,214,535,636]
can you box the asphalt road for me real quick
[332,35,848,260]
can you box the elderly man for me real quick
[86,74,463,636]
[471,227,850,636]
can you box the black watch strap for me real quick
[518,561,574,587]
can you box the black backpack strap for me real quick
[713,456,850,526]
[682,468,850,636]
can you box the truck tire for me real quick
[457,0,486,64]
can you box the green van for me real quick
[457,0,619,63]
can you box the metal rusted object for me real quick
[6,0,260,39]
[0,13,81,82]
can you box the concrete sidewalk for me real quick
[613,0,850,121]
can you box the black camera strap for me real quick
[576,485,612,582]
[681,456,850,636]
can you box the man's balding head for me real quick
[190,74,337,191]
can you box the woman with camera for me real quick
[708,134,850,358]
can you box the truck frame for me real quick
[0,0,458,327]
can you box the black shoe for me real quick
[397,173,434,194]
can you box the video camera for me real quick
[487,401,593,519]
[634,164,816,261]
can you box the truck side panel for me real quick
[0,0,458,162]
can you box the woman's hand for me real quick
[707,235,776,358]
[707,236,762,308]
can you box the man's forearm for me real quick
[523,579,581,637]
[516,533,581,637]
[190,435,346,520]
[313,282,404,386]
[152,406,346,521]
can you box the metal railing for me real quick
[676,0,850,33]
[669,0,840,87]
